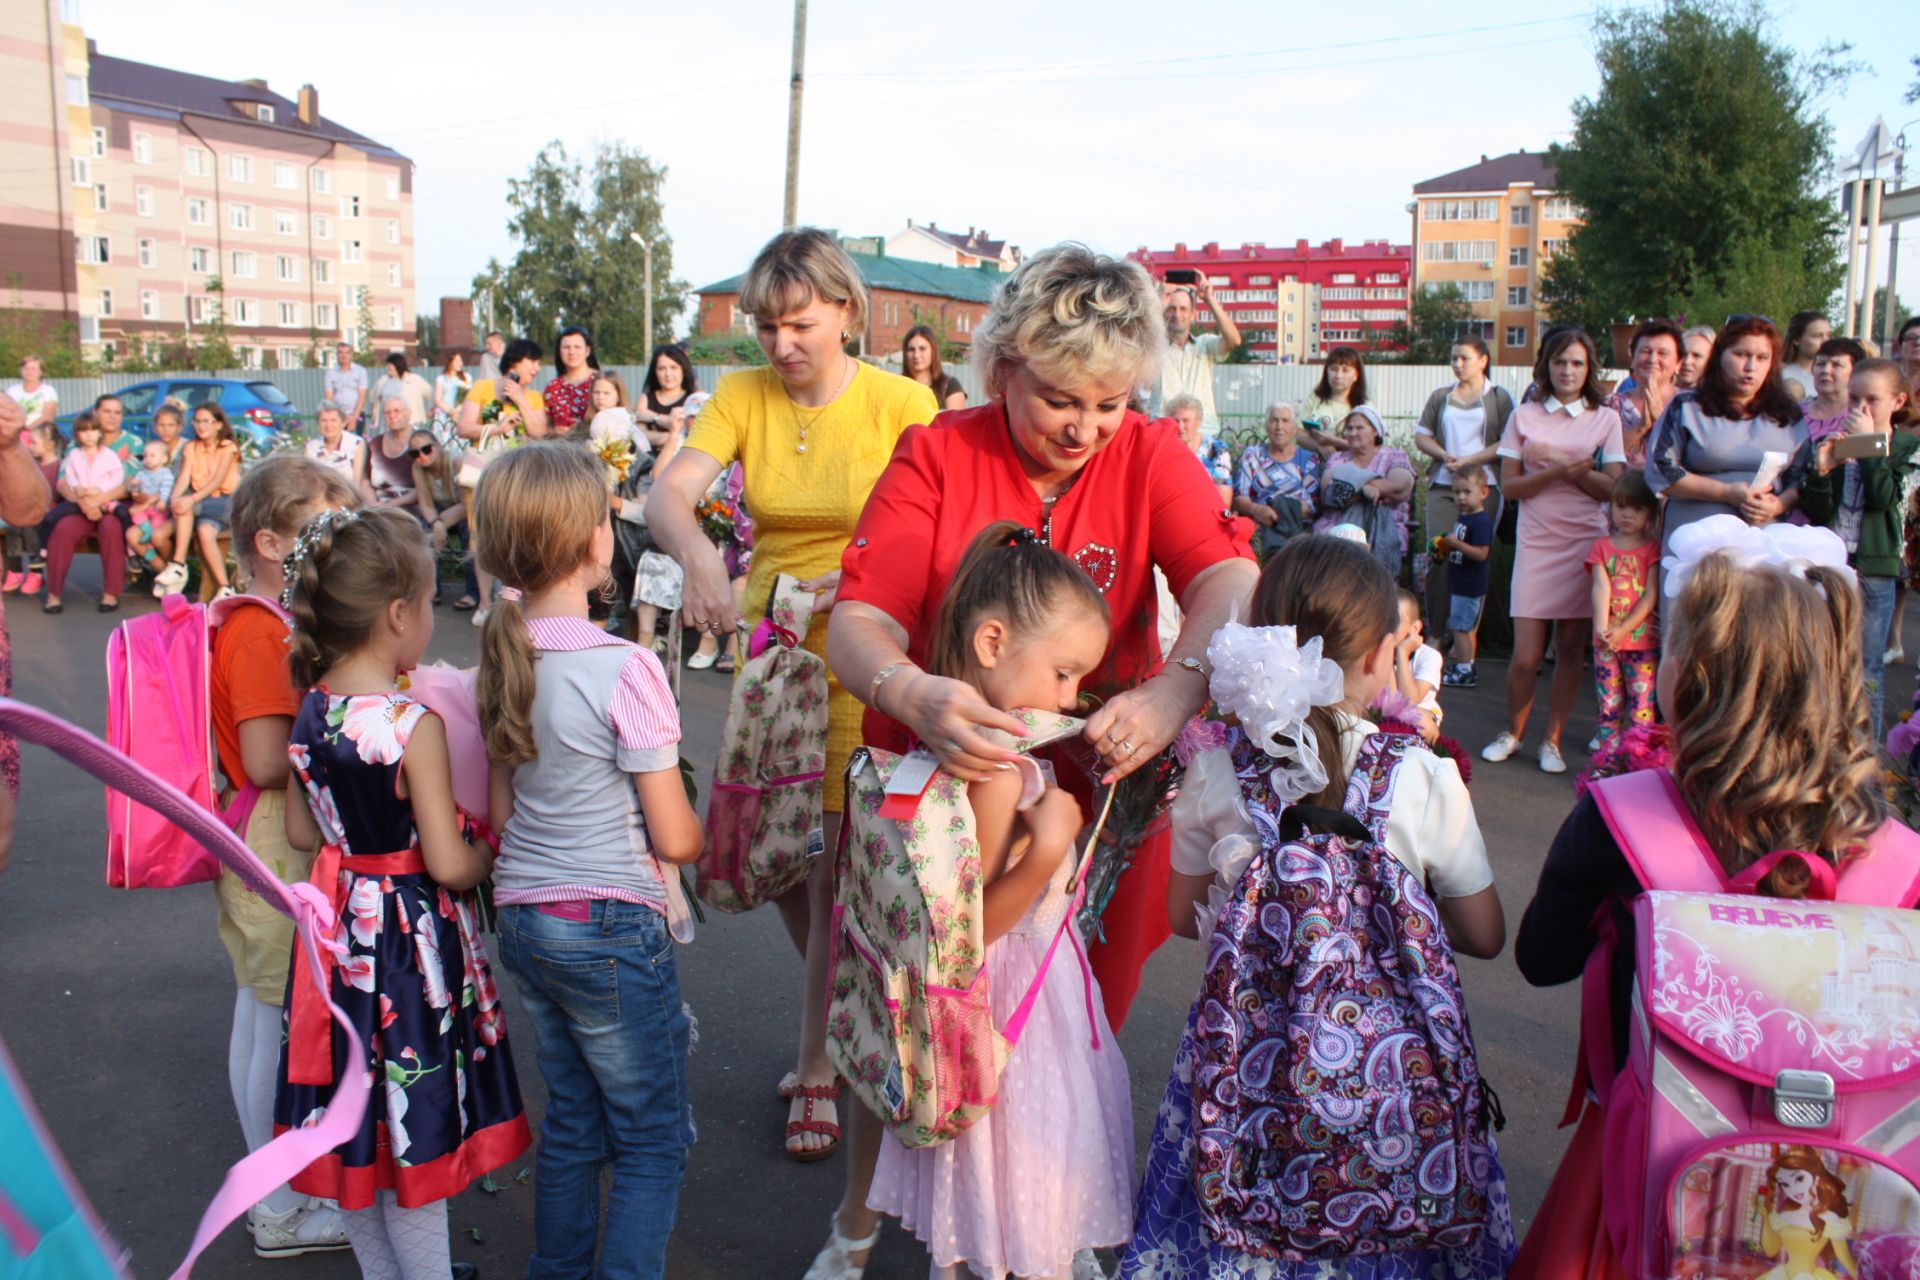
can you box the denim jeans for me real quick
[1862,574,1897,742]
[498,901,693,1280]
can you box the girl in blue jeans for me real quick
[475,444,704,1280]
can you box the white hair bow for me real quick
[1205,620,1347,806]
[1661,514,1855,601]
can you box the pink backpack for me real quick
[104,594,291,888]
[1582,769,1920,1278]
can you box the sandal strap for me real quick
[827,1212,880,1253]
[786,1118,841,1139]
[791,1082,840,1100]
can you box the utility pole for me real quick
[783,0,807,229]
[629,232,654,350]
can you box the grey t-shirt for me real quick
[1647,391,1808,554]
[323,363,369,418]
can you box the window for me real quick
[1249,274,1271,285]
[312,257,333,284]
[344,239,362,263]
[277,302,301,327]
[184,146,209,177]
[1378,272,1401,284]
[140,289,159,320]
[1509,246,1531,268]
[97,288,112,318]
[227,153,253,183]
[1541,238,1569,259]
[1421,240,1495,263]
[229,203,255,231]
[186,197,210,225]
[312,213,332,240]
[93,183,107,212]
[190,295,215,324]
[1506,324,1530,347]
[137,237,155,268]
[279,346,303,367]
[315,302,338,330]
[69,155,91,186]
[132,132,152,164]
[255,104,275,124]
[340,194,360,218]
[1542,197,1577,221]
[388,305,401,330]
[66,74,86,105]
[230,298,259,326]
[275,254,299,282]
[1422,198,1498,222]
[190,246,211,273]
[1508,286,1530,307]
[385,173,400,200]
[386,262,401,287]
[75,235,109,264]
[311,167,331,194]
[1510,205,1532,226]
[273,161,297,190]
[1462,319,1495,340]
[135,185,153,216]
[385,218,399,244]
[91,126,106,158]
[274,208,298,236]
[230,250,257,278]
[1423,279,1495,302]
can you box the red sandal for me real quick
[785,1082,841,1163]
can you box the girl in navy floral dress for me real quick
[276,506,528,1279]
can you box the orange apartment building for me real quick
[1409,150,1581,364]
[1,0,415,367]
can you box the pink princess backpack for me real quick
[104,593,291,888]
[1581,769,1920,1279]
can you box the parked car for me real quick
[55,378,302,452]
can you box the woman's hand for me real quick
[681,544,739,638]
[1361,478,1383,502]
[893,672,1026,781]
[1741,489,1786,526]
[428,518,448,551]
[1251,503,1277,527]
[1083,675,1192,783]
[797,570,841,611]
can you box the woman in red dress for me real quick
[810,243,1257,1277]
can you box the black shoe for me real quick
[42,600,61,614]
[452,1263,480,1280]
[98,599,120,613]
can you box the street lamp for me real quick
[628,232,654,355]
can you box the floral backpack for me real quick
[1191,725,1498,1259]
[697,575,828,913]
[826,710,1099,1148]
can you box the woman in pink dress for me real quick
[1482,328,1625,776]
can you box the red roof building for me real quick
[1129,239,1411,363]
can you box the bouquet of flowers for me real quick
[596,435,636,486]
[1574,722,1672,800]
[695,494,738,545]
[1067,716,1213,945]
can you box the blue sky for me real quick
[80,0,1916,327]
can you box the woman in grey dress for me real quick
[1647,315,1807,572]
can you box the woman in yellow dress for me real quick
[646,227,938,1163]
[1757,1147,1857,1280]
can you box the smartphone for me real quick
[1164,268,1198,285]
[1830,433,1890,461]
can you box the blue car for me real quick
[55,378,302,451]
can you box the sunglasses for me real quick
[1725,313,1776,328]
[409,445,433,458]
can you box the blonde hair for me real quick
[971,244,1165,398]
[285,509,435,689]
[473,443,612,767]
[738,226,869,336]
[591,371,630,410]
[230,455,360,583]
[1666,554,1885,896]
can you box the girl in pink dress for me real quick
[866,522,1134,1280]
[1482,329,1626,776]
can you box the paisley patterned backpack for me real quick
[1190,725,1497,1258]
[697,575,828,912]
[826,710,1095,1148]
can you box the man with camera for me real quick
[1149,270,1241,436]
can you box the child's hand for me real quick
[1026,788,1085,862]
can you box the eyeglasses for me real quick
[1725,313,1776,328]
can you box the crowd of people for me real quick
[2,231,1920,1280]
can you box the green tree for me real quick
[193,277,239,371]
[1382,284,1475,363]
[415,312,442,362]
[353,286,377,366]
[472,140,686,362]
[1541,1,1849,333]
[0,276,88,375]
[684,334,768,367]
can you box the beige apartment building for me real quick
[1409,151,1581,364]
[2,0,415,367]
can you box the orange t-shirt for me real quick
[211,600,299,791]
[185,438,241,497]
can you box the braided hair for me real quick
[283,507,435,689]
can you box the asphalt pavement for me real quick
[5,561,1912,1279]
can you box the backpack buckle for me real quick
[1774,1070,1835,1129]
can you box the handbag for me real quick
[456,417,500,489]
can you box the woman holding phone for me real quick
[456,337,550,622]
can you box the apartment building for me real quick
[1130,239,1412,362]
[1,0,415,367]
[1409,150,1580,363]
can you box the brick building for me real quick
[0,0,416,367]
[1130,239,1412,362]
[1409,150,1581,363]
[695,247,1003,359]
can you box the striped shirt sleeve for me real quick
[610,648,681,773]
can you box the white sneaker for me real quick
[472,606,490,628]
[1886,646,1906,666]
[1540,743,1568,774]
[152,562,189,598]
[246,1198,349,1258]
[1481,732,1520,763]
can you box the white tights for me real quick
[227,988,303,1216]
[340,1193,450,1280]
